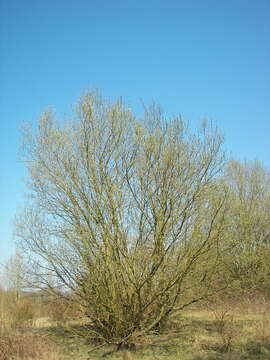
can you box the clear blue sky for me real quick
[0,0,269,264]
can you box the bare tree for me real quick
[3,251,25,301]
[15,90,227,347]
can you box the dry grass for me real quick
[26,307,268,360]
[0,332,58,360]
[0,293,58,360]
[1,295,270,359]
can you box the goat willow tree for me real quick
[16,91,227,347]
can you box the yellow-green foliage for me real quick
[222,159,270,293]
[13,90,270,348]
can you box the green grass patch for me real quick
[22,309,270,360]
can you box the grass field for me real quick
[20,306,270,360]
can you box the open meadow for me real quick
[1,294,270,360]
